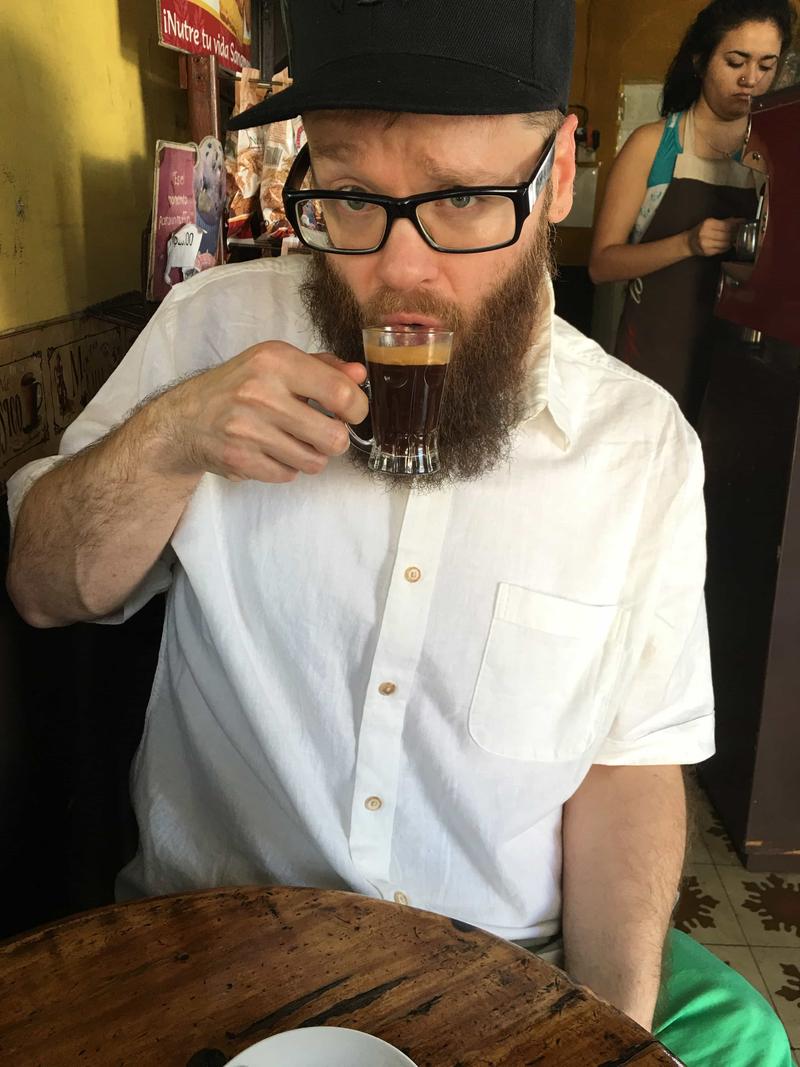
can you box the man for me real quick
[5,2,791,1064]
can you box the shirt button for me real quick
[364,796,383,811]
[404,566,422,583]
[394,890,410,906]
[378,682,397,696]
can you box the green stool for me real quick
[655,929,793,1066]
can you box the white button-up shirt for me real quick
[8,257,714,941]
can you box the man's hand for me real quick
[152,342,369,484]
[686,217,743,258]
[7,341,369,626]
[562,764,686,1032]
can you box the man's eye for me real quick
[345,198,368,212]
[448,194,476,209]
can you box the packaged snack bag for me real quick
[225,67,268,243]
[259,113,305,241]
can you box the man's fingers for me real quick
[222,423,333,480]
[341,362,368,385]
[267,398,352,457]
[308,351,368,387]
[222,448,300,485]
[310,350,367,379]
[269,350,367,424]
[180,342,370,482]
[252,424,334,476]
[310,350,347,367]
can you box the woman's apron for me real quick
[614,109,758,425]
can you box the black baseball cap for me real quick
[228,0,575,130]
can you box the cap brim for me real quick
[227,54,564,129]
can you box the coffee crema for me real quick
[363,340,453,367]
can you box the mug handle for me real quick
[347,379,373,453]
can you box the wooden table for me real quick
[0,886,682,1066]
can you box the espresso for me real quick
[364,342,451,456]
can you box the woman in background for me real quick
[590,0,795,425]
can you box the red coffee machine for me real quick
[699,85,800,870]
[716,85,800,343]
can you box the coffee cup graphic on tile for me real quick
[20,372,43,434]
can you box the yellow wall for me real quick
[559,0,708,265]
[0,3,188,332]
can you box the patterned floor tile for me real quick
[705,944,772,1001]
[751,946,800,1050]
[674,864,747,945]
[686,831,713,864]
[686,780,741,866]
[717,866,800,948]
[701,813,741,867]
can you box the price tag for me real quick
[164,222,202,282]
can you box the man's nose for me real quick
[371,217,441,292]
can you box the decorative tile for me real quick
[751,946,800,1051]
[718,867,800,948]
[674,864,747,945]
[705,944,772,1001]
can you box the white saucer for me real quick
[226,1025,419,1066]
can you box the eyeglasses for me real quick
[282,134,557,255]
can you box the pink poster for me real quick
[147,142,198,302]
[146,137,225,302]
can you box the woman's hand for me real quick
[686,217,744,258]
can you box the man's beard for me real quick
[299,216,555,486]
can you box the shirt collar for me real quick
[522,278,572,451]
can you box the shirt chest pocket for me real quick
[468,584,625,762]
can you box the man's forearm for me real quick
[7,340,371,628]
[562,764,686,1031]
[6,395,200,628]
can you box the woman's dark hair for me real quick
[660,0,797,115]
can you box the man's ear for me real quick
[548,113,579,225]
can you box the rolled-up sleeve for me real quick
[7,455,66,528]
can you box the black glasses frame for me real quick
[282,133,558,255]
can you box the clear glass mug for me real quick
[348,326,455,476]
